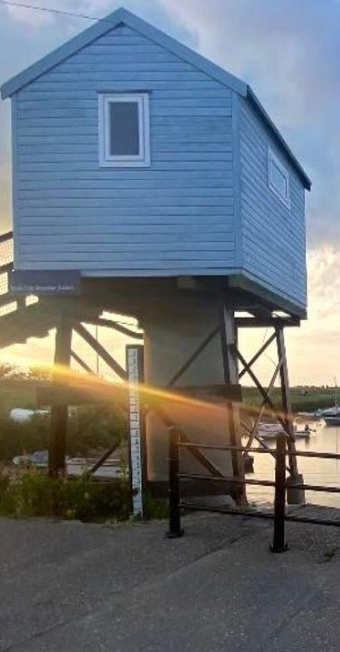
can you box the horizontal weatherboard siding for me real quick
[239,96,306,308]
[9,15,307,313]
[13,23,237,275]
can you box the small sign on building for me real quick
[10,270,80,295]
[126,344,145,518]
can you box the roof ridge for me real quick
[1,6,247,99]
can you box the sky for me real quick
[0,0,339,387]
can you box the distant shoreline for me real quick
[0,379,338,415]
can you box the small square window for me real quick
[99,93,150,167]
[268,149,290,207]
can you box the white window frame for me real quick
[98,93,150,168]
[268,148,290,208]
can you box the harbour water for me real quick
[247,422,340,508]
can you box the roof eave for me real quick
[247,86,312,191]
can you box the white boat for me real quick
[294,428,312,439]
[66,457,123,479]
[10,408,49,423]
[258,423,311,440]
[12,451,123,479]
[258,423,285,440]
[316,406,340,418]
[317,380,340,418]
[13,450,49,467]
[297,411,320,420]
[258,423,283,433]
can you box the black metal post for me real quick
[271,433,288,553]
[167,426,184,538]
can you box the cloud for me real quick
[286,246,340,385]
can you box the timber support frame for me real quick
[47,314,141,477]
[234,321,302,494]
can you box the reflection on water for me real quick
[246,422,340,508]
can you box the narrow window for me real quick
[268,149,290,207]
[99,93,150,167]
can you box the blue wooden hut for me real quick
[1,6,311,319]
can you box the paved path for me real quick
[1,512,340,651]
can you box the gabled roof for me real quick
[1,7,311,189]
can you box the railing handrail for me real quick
[178,441,340,461]
[168,431,340,552]
[0,231,13,245]
[0,262,13,274]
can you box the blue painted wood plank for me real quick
[19,89,232,100]
[18,205,233,216]
[24,80,227,91]
[17,197,234,207]
[18,227,235,238]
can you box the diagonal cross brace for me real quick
[74,322,128,381]
[240,354,283,451]
[236,347,292,437]
[239,332,277,380]
[71,349,95,375]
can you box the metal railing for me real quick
[0,231,14,314]
[0,231,39,320]
[167,429,340,552]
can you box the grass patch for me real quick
[243,386,338,413]
[143,491,169,520]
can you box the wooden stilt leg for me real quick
[275,327,298,476]
[219,302,246,504]
[48,314,72,478]
[276,326,305,504]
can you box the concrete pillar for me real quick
[141,291,240,489]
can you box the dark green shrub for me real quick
[0,467,9,499]
[0,405,127,462]
[143,490,169,520]
[0,414,50,462]
[0,470,131,522]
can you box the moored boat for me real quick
[316,406,340,418]
[324,416,340,427]
[258,422,312,440]
[294,428,312,438]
